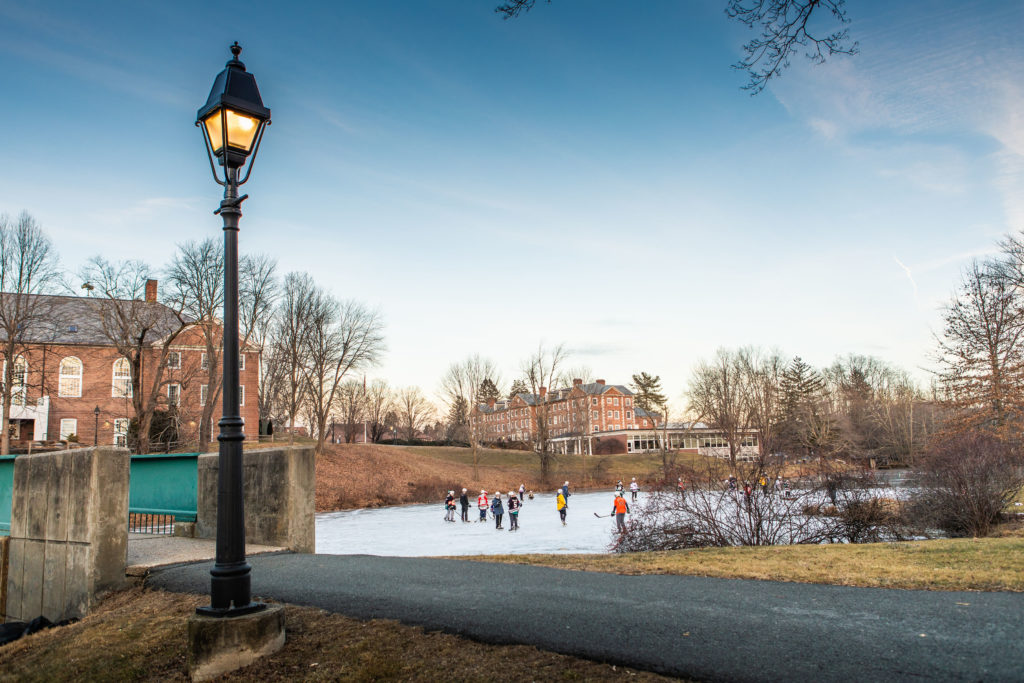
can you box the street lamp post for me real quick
[195,42,271,618]
[93,406,100,446]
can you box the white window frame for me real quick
[58,356,83,398]
[113,418,129,447]
[112,358,132,398]
[167,383,180,406]
[200,384,208,407]
[239,385,245,407]
[239,354,245,371]
[9,356,27,406]
[166,351,181,369]
[201,353,209,370]
[60,418,77,441]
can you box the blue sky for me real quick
[1,1,1022,411]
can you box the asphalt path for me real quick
[150,553,1024,682]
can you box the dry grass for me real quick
[316,443,677,512]
[464,533,1024,592]
[0,587,678,682]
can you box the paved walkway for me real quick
[148,553,1024,682]
[126,535,284,574]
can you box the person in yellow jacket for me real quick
[612,492,630,533]
[556,489,568,526]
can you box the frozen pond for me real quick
[317,490,637,556]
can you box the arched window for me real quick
[59,357,83,397]
[8,356,27,405]
[112,358,132,398]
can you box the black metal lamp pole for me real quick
[93,406,100,446]
[195,42,271,618]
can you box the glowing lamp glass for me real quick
[203,108,260,154]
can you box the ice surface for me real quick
[316,490,636,556]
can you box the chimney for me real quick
[596,379,606,386]
[539,386,547,398]
[487,397,495,408]
[145,279,158,303]
[573,378,583,386]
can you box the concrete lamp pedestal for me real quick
[187,604,285,681]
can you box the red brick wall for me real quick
[3,338,260,448]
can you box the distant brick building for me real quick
[0,286,260,450]
[471,379,660,455]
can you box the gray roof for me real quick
[0,293,188,346]
[578,382,633,396]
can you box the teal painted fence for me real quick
[0,455,14,535]
[128,453,200,522]
[0,451,200,537]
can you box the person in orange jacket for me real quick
[612,491,630,533]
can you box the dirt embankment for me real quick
[315,443,549,512]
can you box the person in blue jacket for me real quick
[490,492,505,529]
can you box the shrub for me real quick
[907,430,1024,537]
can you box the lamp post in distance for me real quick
[93,406,100,446]
[195,41,271,618]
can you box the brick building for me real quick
[471,379,660,454]
[0,286,260,450]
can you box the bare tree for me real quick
[736,347,787,462]
[687,348,748,467]
[165,240,278,451]
[335,379,364,443]
[0,212,61,454]
[272,273,316,443]
[396,386,433,441]
[521,342,568,481]
[440,354,500,478]
[495,0,857,93]
[365,378,395,443]
[78,257,189,454]
[727,0,857,93]
[301,293,385,455]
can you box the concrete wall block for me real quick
[0,535,9,620]
[6,447,129,623]
[45,452,71,543]
[90,447,129,592]
[67,449,95,544]
[197,447,315,553]
[63,543,92,620]
[10,538,45,622]
[41,541,69,621]
[4,536,24,621]
[9,458,30,539]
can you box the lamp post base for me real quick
[188,603,284,681]
[195,602,267,618]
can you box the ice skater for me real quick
[507,490,520,530]
[556,488,568,526]
[477,490,489,522]
[612,491,630,533]
[444,491,456,522]
[459,488,470,522]
[491,492,504,529]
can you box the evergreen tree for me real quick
[478,378,502,402]
[779,356,826,456]
[446,395,469,442]
[630,372,667,413]
[508,379,529,398]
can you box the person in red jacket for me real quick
[477,490,488,522]
[612,492,630,533]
